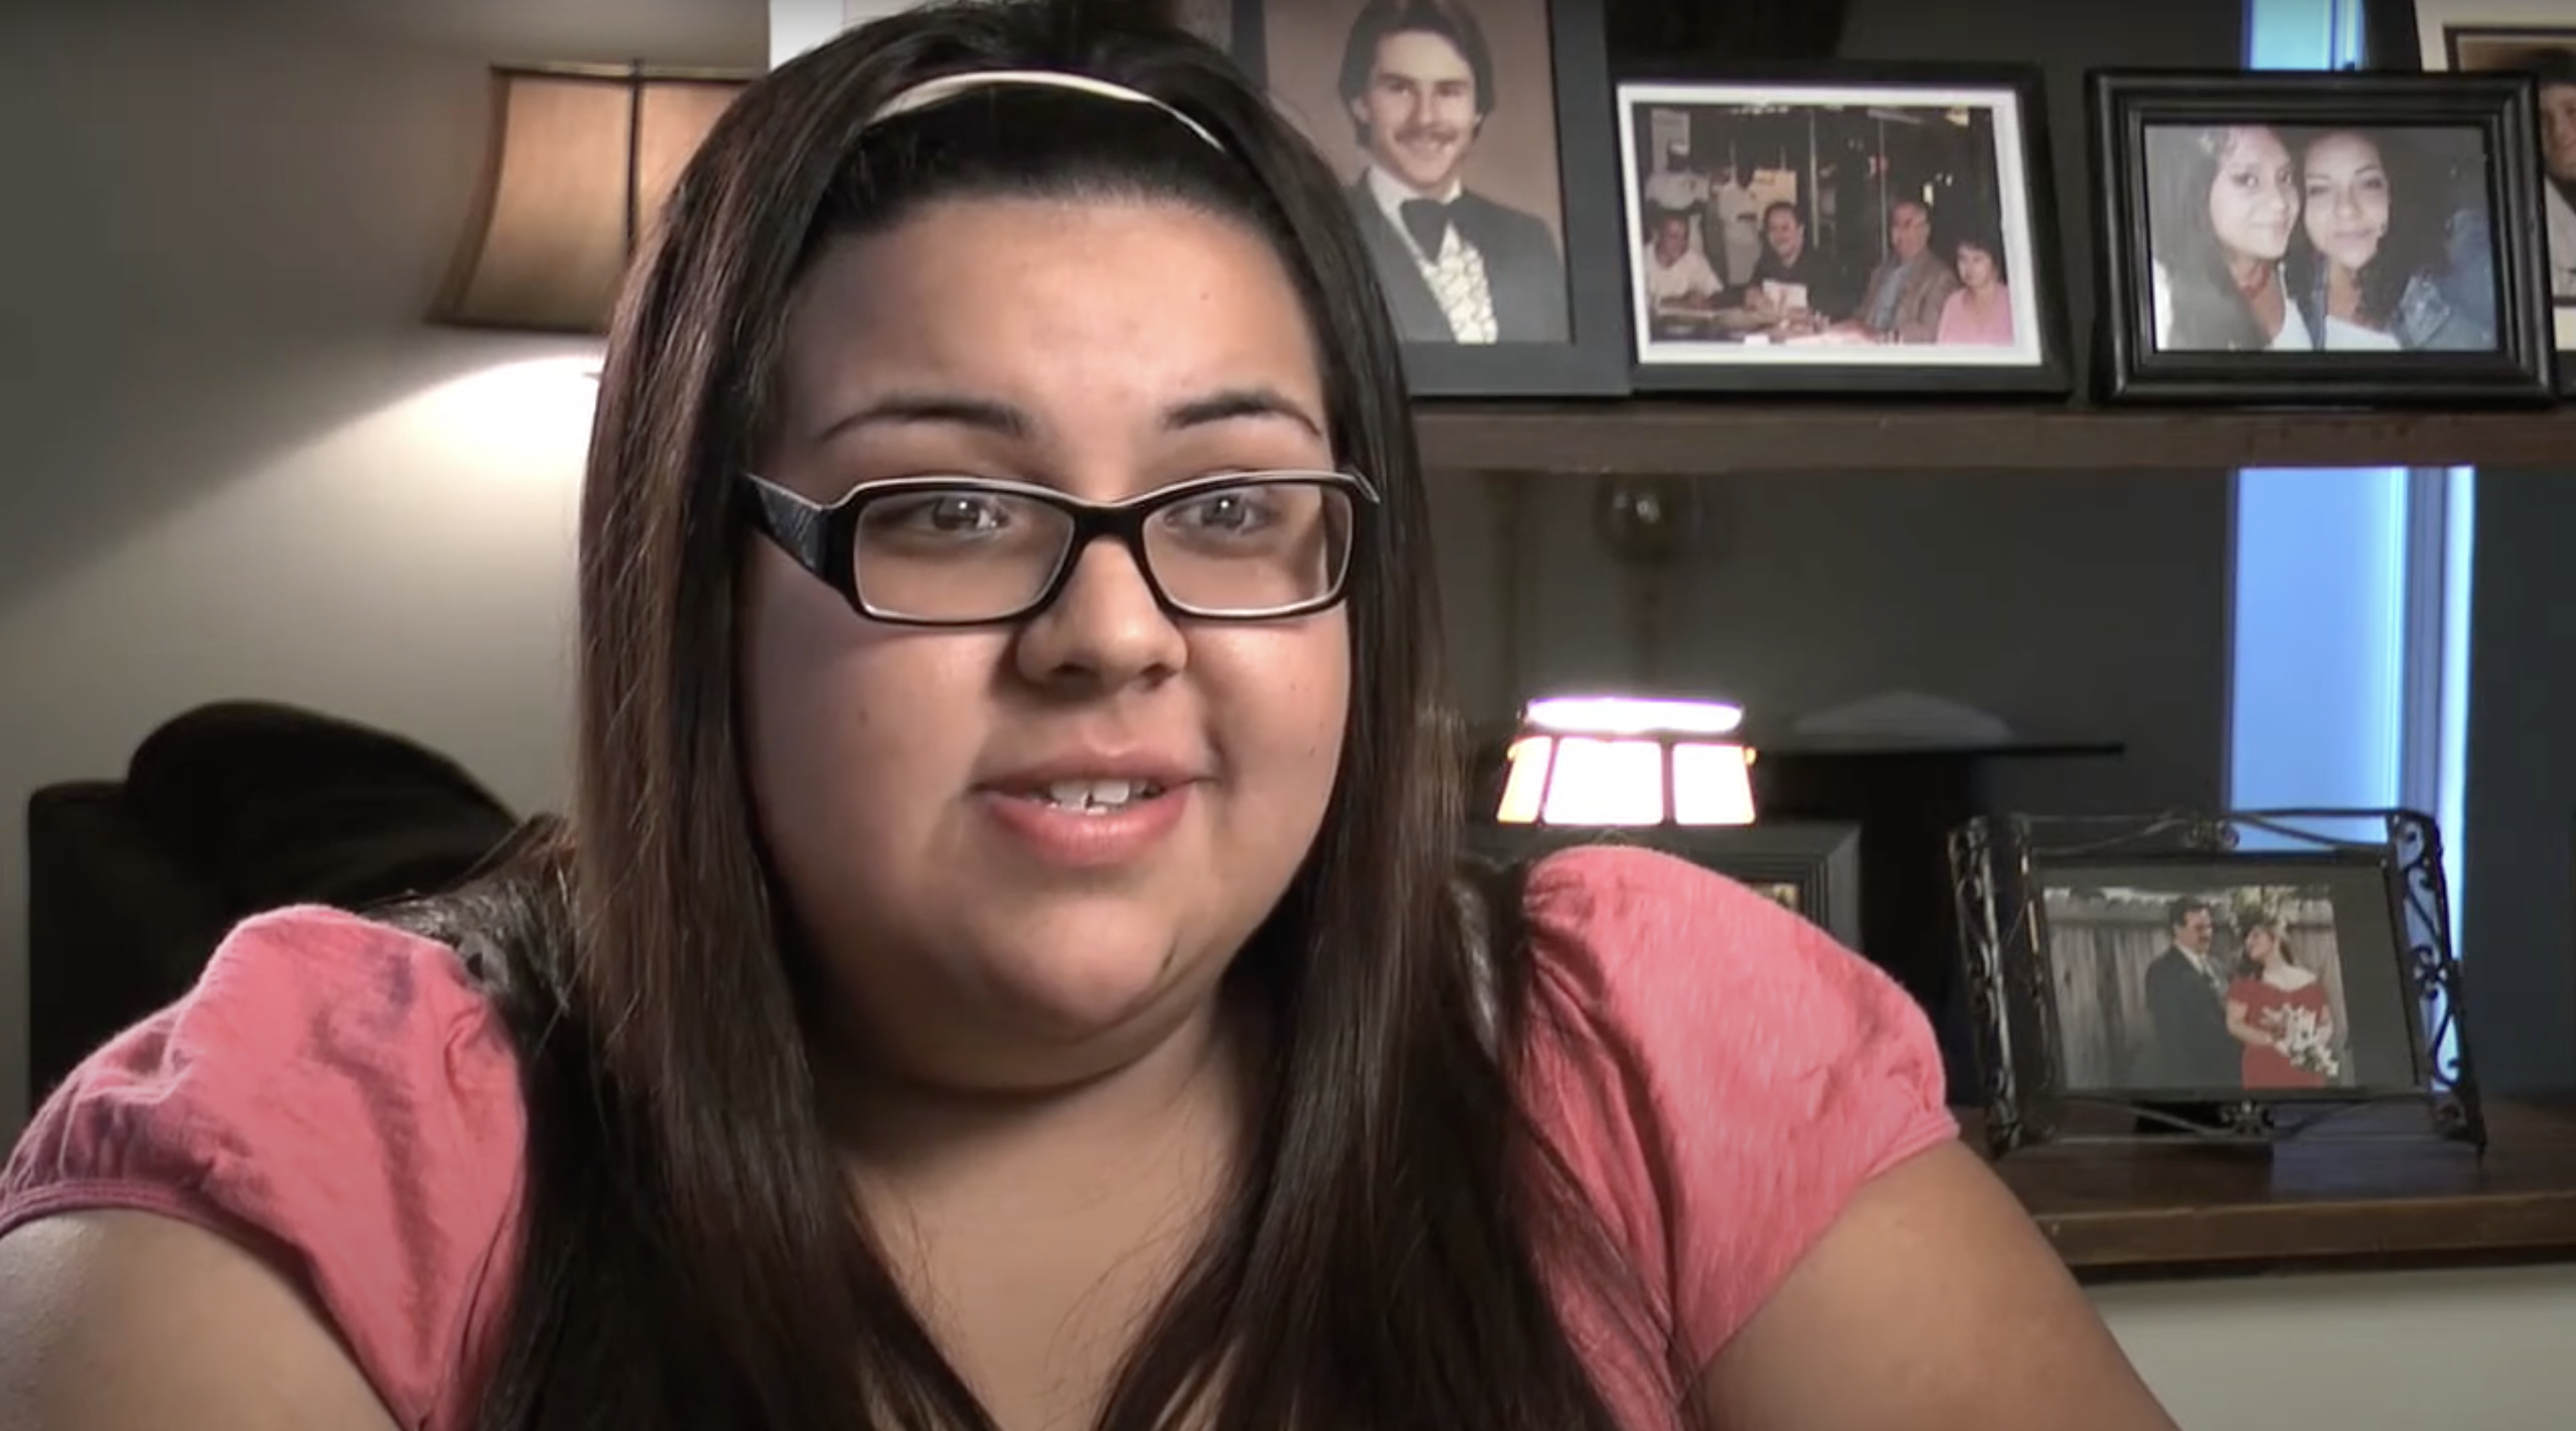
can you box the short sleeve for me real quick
[0,907,526,1431]
[1515,845,1958,1376]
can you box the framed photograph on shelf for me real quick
[1467,821,1864,951]
[1608,65,2072,397]
[2090,70,2556,405]
[1948,808,2482,1157]
[2385,0,2576,390]
[1220,0,1631,398]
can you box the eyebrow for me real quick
[812,383,1325,447]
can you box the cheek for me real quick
[1210,620,1352,782]
[737,554,989,869]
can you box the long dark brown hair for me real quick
[391,2,1674,1427]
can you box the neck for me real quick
[1375,163,1455,203]
[823,991,1256,1210]
[2228,251,2270,292]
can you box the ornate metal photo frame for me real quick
[1949,808,2482,1156]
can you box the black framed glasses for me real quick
[739,469,1379,626]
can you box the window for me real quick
[2236,0,2472,1060]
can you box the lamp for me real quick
[1493,695,1758,827]
[434,62,749,334]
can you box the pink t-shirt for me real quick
[1,845,1955,1429]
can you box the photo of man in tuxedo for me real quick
[2142,895,2242,1090]
[1329,0,1569,344]
[2448,37,2576,302]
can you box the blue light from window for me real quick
[2239,0,2472,1076]
[2226,467,2408,814]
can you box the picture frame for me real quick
[2380,0,2576,392]
[2090,69,2556,405]
[1947,808,2484,1158]
[1467,820,1864,951]
[1218,0,1632,398]
[1610,63,2074,397]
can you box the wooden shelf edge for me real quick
[2036,1193,2576,1276]
[1413,400,2576,476]
[1967,1097,2576,1281]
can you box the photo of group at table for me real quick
[2140,120,2502,354]
[1615,82,2047,368]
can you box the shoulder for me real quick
[1,905,526,1429]
[1511,844,1958,1372]
[1459,191,1556,244]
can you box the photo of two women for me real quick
[2143,121,2500,354]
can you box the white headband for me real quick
[865,68,1224,152]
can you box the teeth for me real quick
[1040,779,1160,812]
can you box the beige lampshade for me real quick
[434,63,748,334]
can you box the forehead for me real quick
[2305,132,2379,167]
[1373,29,1472,84]
[2222,128,2289,165]
[1892,204,1928,223]
[775,197,1323,443]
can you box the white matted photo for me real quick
[1614,78,2054,385]
[2410,1,2576,347]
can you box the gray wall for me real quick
[0,2,597,1143]
[1428,468,2232,818]
[2461,473,2576,1091]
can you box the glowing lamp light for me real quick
[1494,695,1757,827]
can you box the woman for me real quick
[2145,123,2312,352]
[2292,127,2495,352]
[1934,228,2014,346]
[0,5,2179,1429]
[2225,911,2340,1091]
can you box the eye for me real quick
[1162,486,1274,536]
[865,491,1011,539]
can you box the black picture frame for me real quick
[2362,0,2428,71]
[1223,0,1632,399]
[2089,68,2557,406]
[1948,808,2484,1159]
[1467,821,1864,951]
[1609,61,2075,398]
[2385,2,2576,394]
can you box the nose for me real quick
[1011,536,1187,693]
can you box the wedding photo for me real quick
[2037,869,2418,1097]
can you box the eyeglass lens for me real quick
[850,478,1356,621]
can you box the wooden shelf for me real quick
[1971,1098,2576,1280]
[1414,401,2576,476]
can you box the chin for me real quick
[963,915,1201,1041]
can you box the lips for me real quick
[975,779,1195,869]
